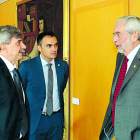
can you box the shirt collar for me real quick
[127,44,140,62]
[40,54,55,67]
[0,55,16,72]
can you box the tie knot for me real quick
[12,68,18,76]
[124,56,128,63]
[47,63,52,69]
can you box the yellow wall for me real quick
[0,0,25,26]
[129,0,140,17]
[1,0,140,140]
[70,0,128,139]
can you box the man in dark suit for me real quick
[19,32,69,140]
[0,25,30,140]
[100,15,140,140]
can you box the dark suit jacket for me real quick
[100,49,140,140]
[0,58,30,140]
[18,55,69,134]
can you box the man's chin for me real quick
[18,53,23,60]
[118,48,124,54]
[51,55,57,58]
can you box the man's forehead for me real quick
[43,36,57,43]
[11,37,23,42]
[12,36,23,40]
[114,20,126,32]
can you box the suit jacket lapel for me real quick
[33,56,46,94]
[0,58,15,87]
[120,49,140,92]
[55,58,61,95]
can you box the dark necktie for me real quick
[12,68,28,137]
[112,56,128,126]
[46,64,53,116]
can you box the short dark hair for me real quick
[37,31,56,46]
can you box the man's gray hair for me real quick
[0,25,23,46]
[116,15,140,41]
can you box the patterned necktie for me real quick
[46,64,53,116]
[12,68,28,137]
[112,56,128,126]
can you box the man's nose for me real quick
[113,35,118,43]
[21,42,26,49]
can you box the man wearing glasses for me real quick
[100,15,140,140]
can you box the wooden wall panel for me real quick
[129,0,140,17]
[70,0,128,139]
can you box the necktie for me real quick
[46,64,53,116]
[112,56,128,126]
[12,68,28,137]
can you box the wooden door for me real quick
[70,0,128,139]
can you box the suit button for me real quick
[44,97,45,99]
[41,108,43,111]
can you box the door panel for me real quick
[70,0,128,139]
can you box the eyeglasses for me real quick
[113,31,129,37]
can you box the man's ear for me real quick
[131,30,139,43]
[0,44,7,51]
[37,45,41,52]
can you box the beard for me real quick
[118,46,125,54]
[115,42,125,54]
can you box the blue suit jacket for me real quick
[18,55,69,134]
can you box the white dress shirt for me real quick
[40,55,60,113]
[127,44,140,73]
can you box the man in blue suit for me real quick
[19,32,69,140]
